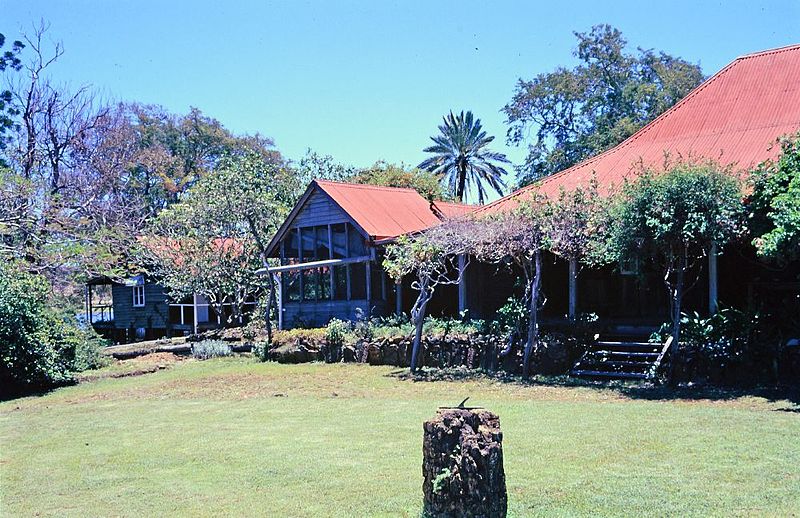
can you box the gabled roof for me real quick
[479,43,800,215]
[265,180,474,255]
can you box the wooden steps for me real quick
[571,334,672,381]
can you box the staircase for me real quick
[571,333,672,380]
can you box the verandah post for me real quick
[568,258,577,321]
[708,243,718,315]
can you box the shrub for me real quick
[0,264,106,396]
[655,307,783,385]
[252,341,269,362]
[270,328,327,349]
[324,318,351,362]
[191,339,233,360]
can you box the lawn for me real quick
[1,356,799,517]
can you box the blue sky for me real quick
[3,1,799,193]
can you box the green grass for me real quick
[1,358,799,517]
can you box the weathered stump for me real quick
[422,408,507,518]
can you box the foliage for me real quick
[748,133,800,260]
[270,328,327,349]
[652,308,783,385]
[546,177,613,267]
[611,162,745,383]
[323,318,350,362]
[504,24,704,185]
[0,262,107,396]
[419,110,510,203]
[191,339,233,360]
[138,152,294,324]
[471,195,551,376]
[352,161,450,201]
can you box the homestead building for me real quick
[264,44,800,331]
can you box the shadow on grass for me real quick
[387,367,800,410]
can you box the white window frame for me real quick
[132,285,146,307]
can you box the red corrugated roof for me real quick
[478,44,800,215]
[315,180,473,241]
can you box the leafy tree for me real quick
[472,196,550,377]
[504,24,704,186]
[139,152,295,338]
[352,161,449,201]
[748,133,800,260]
[611,163,745,383]
[419,110,510,204]
[383,219,475,372]
[546,178,612,319]
[293,149,357,189]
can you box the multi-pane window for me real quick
[280,223,386,303]
[132,285,145,307]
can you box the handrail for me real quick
[651,335,674,377]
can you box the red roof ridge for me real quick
[313,179,419,194]
[736,43,800,60]
[476,43,800,215]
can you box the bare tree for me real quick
[472,195,550,377]
[383,219,476,372]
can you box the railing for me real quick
[89,304,114,324]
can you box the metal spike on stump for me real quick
[422,404,507,518]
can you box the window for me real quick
[132,285,145,307]
[331,223,347,258]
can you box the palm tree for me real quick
[419,111,510,204]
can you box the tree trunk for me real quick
[668,252,687,386]
[523,251,542,378]
[246,215,274,344]
[410,295,430,372]
[456,163,467,203]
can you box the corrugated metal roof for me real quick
[315,180,473,241]
[478,44,800,215]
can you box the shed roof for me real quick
[478,43,800,215]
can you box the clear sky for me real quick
[3,1,800,193]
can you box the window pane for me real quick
[371,264,384,301]
[350,263,366,299]
[285,271,301,302]
[303,269,318,301]
[319,266,331,300]
[316,226,330,260]
[301,228,315,261]
[331,223,347,258]
[333,265,348,300]
[285,229,299,261]
[348,224,366,256]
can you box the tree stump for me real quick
[422,408,507,518]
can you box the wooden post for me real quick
[709,243,718,315]
[275,272,284,330]
[328,225,334,299]
[192,293,199,334]
[568,258,577,321]
[365,260,372,316]
[395,279,402,315]
[458,254,467,314]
